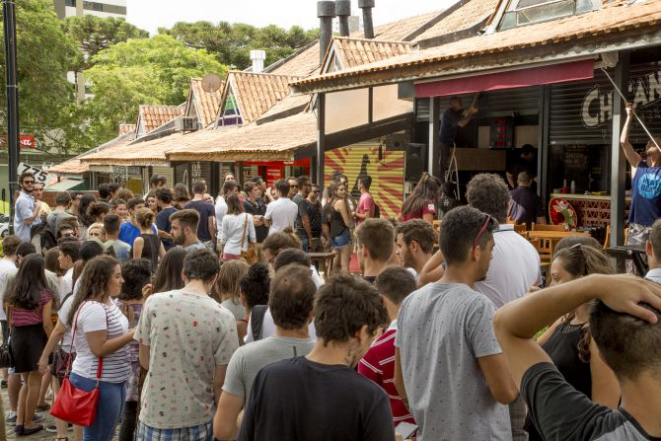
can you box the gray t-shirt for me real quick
[223,335,315,401]
[395,283,510,441]
[221,297,245,322]
[47,210,73,236]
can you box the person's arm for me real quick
[263,203,273,228]
[213,391,245,441]
[41,299,54,337]
[302,214,312,240]
[208,215,217,242]
[620,103,643,168]
[86,328,136,358]
[139,343,150,370]
[220,217,228,246]
[38,319,66,374]
[506,172,516,189]
[477,354,519,404]
[17,199,41,226]
[132,237,144,260]
[158,241,166,259]
[248,217,256,245]
[493,274,661,388]
[214,363,228,404]
[394,348,409,411]
[417,250,445,288]
[589,340,620,409]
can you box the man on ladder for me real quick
[438,94,479,190]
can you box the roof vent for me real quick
[250,50,266,73]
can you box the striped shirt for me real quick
[11,289,52,327]
[358,321,415,427]
[71,300,130,383]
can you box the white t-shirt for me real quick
[57,295,75,353]
[474,224,541,309]
[0,258,17,321]
[59,268,73,302]
[71,300,130,383]
[264,197,298,235]
[215,197,228,234]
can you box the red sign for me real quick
[0,134,36,148]
[265,165,284,187]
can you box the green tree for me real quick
[0,0,82,157]
[159,21,319,70]
[83,34,227,144]
[62,15,149,71]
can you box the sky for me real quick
[127,0,455,34]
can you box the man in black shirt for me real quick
[292,176,313,252]
[185,180,217,252]
[307,183,323,252]
[237,272,394,441]
[494,274,661,440]
[508,172,545,228]
[506,144,537,189]
[243,181,268,243]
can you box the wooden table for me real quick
[526,231,590,267]
[308,252,335,276]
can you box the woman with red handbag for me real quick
[61,256,135,441]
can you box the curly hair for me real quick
[120,259,152,301]
[240,263,271,309]
[87,202,110,222]
[135,208,155,230]
[466,173,510,223]
[67,255,120,326]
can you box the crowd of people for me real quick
[0,168,659,441]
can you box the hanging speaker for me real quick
[405,143,425,182]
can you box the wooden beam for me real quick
[317,94,326,188]
[325,113,414,151]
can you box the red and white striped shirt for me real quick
[358,321,416,427]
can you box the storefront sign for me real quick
[0,134,36,148]
[582,69,661,128]
[18,162,48,184]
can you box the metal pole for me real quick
[428,97,440,178]
[3,0,20,233]
[610,51,629,257]
[317,94,326,190]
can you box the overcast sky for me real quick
[127,0,456,34]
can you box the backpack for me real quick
[373,203,381,218]
[250,305,269,342]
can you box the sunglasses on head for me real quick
[473,214,493,250]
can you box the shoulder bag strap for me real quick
[64,300,86,377]
[240,214,249,250]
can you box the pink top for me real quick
[401,200,437,222]
[356,192,375,227]
[11,289,53,327]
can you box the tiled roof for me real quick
[293,0,661,93]
[221,71,302,125]
[332,37,413,69]
[138,104,184,134]
[80,132,189,166]
[414,0,499,43]
[189,78,224,128]
[118,124,136,136]
[256,93,311,124]
[168,113,318,162]
[48,158,90,175]
[269,42,321,77]
[360,10,444,41]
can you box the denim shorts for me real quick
[331,229,351,249]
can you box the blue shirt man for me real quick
[14,174,41,243]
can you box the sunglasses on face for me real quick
[23,180,34,185]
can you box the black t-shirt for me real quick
[243,199,268,243]
[439,108,463,146]
[307,200,322,238]
[508,186,544,228]
[156,206,177,250]
[184,200,215,242]
[238,356,395,441]
[522,362,656,440]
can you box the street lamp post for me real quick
[2,0,20,233]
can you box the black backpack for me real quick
[250,305,269,342]
[373,203,381,218]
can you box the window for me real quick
[218,91,243,127]
[65,0,75,6]
[500,0,599,30]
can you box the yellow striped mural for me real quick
[324,146,404,218]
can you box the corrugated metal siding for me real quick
[550,63,661,145]
[416,86,540,121]
[324,145,404,218]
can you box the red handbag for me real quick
[51,302,104,427]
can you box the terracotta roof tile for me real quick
[414,0,499,42]
[50,132,136,174]
[169,113,318,162]
[138,105,184,134]
[359,10,445,41]
[222,72,302,124]
[48,158,89,175]
[332,37,413,69]
[257,93,311,123]
[81,132,189,166]
[118,124,136,136]
[269,42,321,77]
[293,0,661,92]
[189,78,224,128]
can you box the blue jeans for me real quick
[70,373,126,441]
[299,234,310,252]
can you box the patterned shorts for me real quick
[136,420,214,441]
